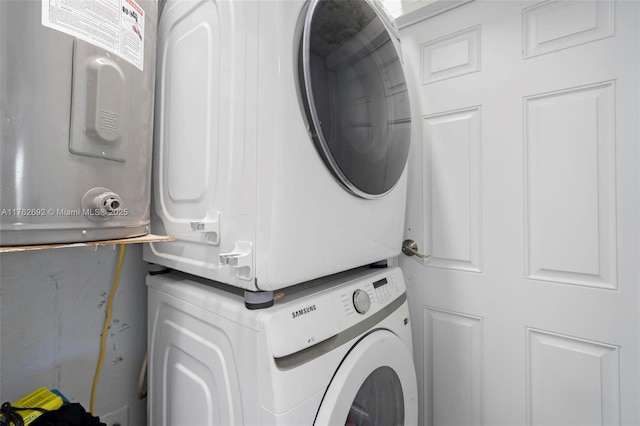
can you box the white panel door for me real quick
[398,1,640,425]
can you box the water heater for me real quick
[0,0,157,246]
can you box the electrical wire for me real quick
[136,352,147,400]
[0,402,49,426]
[0,402,24,426]
[90,244,126,415]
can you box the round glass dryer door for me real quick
[300,0,411,199]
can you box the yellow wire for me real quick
[90,244,126,415]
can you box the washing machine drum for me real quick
[300,0,411,199]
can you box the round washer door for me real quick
[300,0,411,199]
[314,330,418,425]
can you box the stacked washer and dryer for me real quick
[144,0,418,424]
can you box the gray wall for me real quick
[0,244,149,425]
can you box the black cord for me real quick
[0,402,24,426]
[0,401,49,426]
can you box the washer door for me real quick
[300,0,411,199]
[314,330,418,425]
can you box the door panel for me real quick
[399,0,639,425]
[524,81,617,289]
[526,328,620,425]
[425,308,483,426]
[423,107,482,272]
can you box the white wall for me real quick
[0,244,149,425]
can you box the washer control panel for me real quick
[266,267,406,358]
[335,267,405,328]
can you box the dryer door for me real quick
[314,330,418,425]
[300,0,411,199]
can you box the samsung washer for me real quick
[144,0,412,298]
[147,266,418,425]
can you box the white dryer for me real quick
[147,266,418,425]
[143,0,412,296]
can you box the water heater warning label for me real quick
[41,0,145,71]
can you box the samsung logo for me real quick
[291,304,317,318]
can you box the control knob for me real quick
[353,289,371,314]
